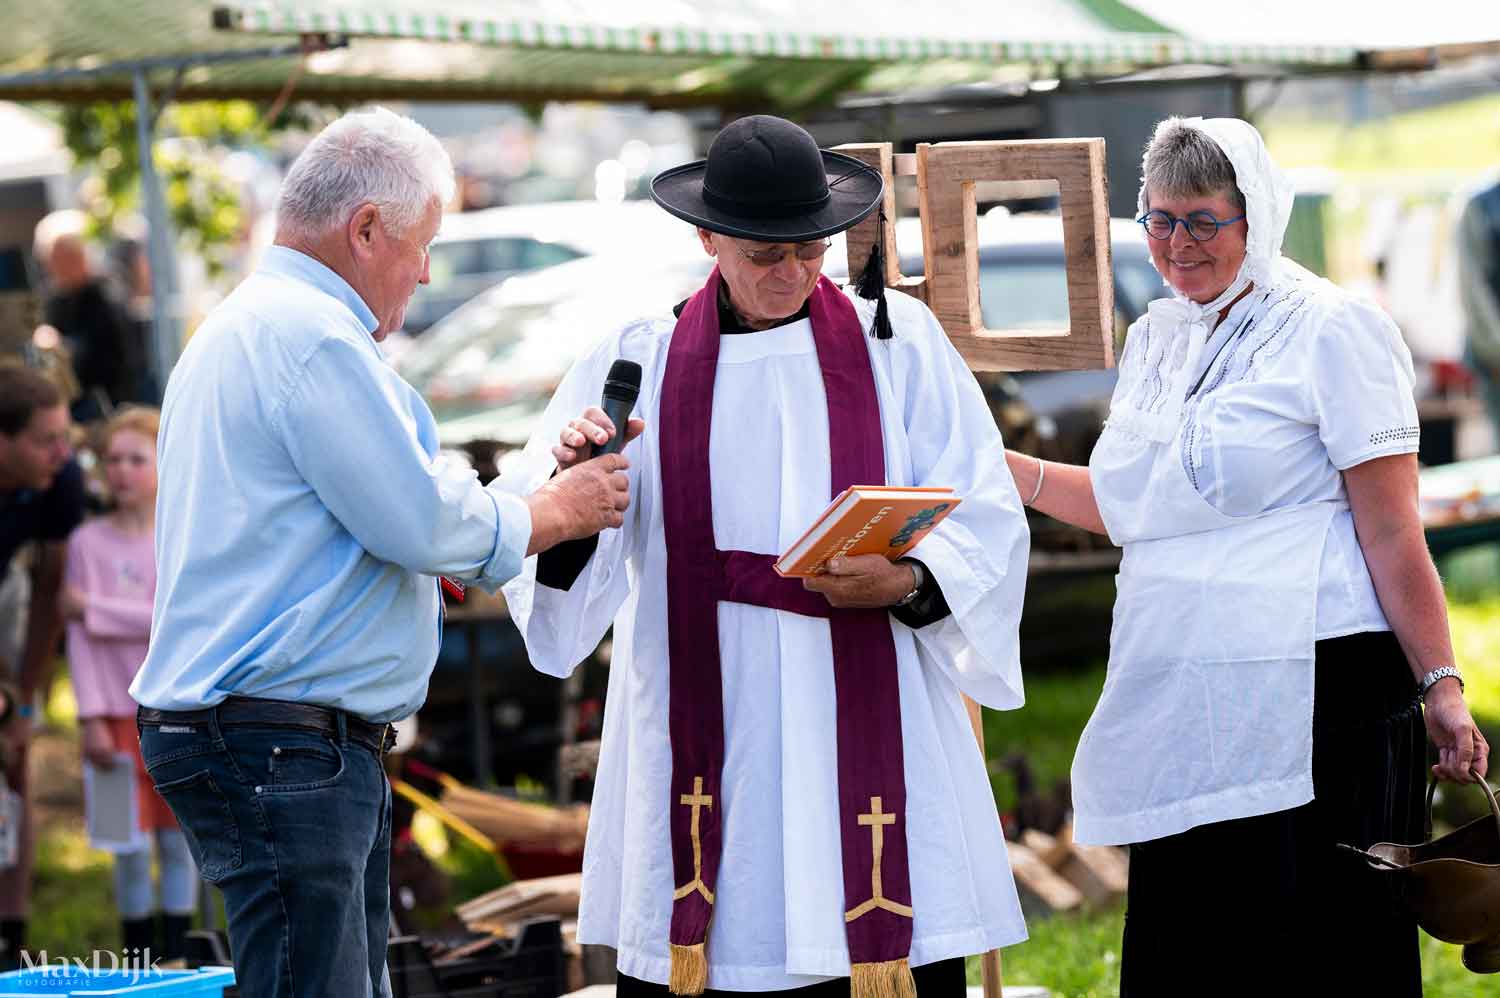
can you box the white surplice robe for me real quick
[498,286,1031,991]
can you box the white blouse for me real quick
[1111,267,1420,638]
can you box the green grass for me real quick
[962,903,1500,997]
[31,824,116,954]
[968,906,1124,997]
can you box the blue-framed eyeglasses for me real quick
[1137,209,1245,242]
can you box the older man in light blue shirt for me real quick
[133,107,633,998]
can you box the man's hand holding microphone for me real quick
[524,360,645,554]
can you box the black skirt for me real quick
[1120,630,1427,997]
[616,957,967,997]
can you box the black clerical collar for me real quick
[671,287,811,334]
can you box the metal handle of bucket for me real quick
[1424,768,1500,841]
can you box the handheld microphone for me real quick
[593,359,642,457]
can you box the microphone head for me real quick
[603,359,642,403]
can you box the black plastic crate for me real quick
[388,917,567,998]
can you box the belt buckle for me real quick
[381,723,397,753]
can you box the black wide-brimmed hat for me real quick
[650,115,884,242]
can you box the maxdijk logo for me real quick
[18,947,165,977]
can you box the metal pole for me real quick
[132,68,182,399]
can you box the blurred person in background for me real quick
[0,363,84,969]
[107,222,161,404]
[130,106,633,998]
[33,211,143,420]
[60,406,196,960]
[1005,116,1487,996]
[1458,174,1500,442]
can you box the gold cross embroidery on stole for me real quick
[674,776,716,903]
[844,796,915,922]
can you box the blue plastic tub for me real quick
[0,966,235,996]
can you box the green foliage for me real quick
[984,661,1106,815]
[58,100,311,277]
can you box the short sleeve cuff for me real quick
[1331,427,1421,471]
[479,489,534,589]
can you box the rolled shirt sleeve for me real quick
[277,335,532,592]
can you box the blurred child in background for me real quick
[60,406,196,958]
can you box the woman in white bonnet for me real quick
[1005,116,1488,992]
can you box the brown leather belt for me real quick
[137,696,395,754]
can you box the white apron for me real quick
[1075,408,1340,846]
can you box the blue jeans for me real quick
[138,713,392,997]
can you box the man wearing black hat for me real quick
[500,115,1031,998]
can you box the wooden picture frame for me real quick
[838,140,1115,372]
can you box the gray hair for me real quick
[32,209,88,261]
[1141,117,1246,214]
[276,107,455,241]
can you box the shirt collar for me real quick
[260,245,379,336]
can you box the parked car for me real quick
[394,250,713,458]
[401,200,696,334]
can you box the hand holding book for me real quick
[801,553,920,609]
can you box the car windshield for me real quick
[425,238,582,295]
[977,259,1071,329]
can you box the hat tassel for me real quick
[850,958,917,998]
[855,208,894,341]
[669,942,709,996]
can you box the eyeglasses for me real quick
[734,239,832,267]
[1137,209,1245,242]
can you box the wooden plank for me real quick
[1071,842,1130,897]
[1008,841,1084,913]
[1022,825,1128,907]
[917,140,1114,371]
[456,872,583,923]
[1020,829,1073,871]
[979,951,1004,998]
[958,691,1004,997]
[836,138,1115,373]
[833,143,905,295]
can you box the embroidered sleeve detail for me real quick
[1369,425,1420,447]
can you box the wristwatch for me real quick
[893,559,925,607]
[1419,666,1464,702]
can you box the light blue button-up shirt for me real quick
[131,246,532,722]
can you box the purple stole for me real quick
[659,269,917,998]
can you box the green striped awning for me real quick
[0,0,1368,107]
[215,2,1358,69]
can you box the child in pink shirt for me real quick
[61,406,196,958]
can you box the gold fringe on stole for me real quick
[669,942,709,996]
[849,958,917,998]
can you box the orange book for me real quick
[774,486,961,577]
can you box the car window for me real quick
[428,238,527,291]
[428,241,485,296]
[520,240,584,269]
[1113,256,1167,323]
[480,239,527,273]
[977,258,1071,329]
